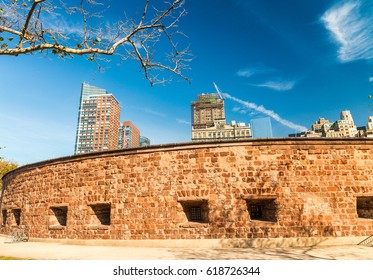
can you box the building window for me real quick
[246,198,277,222]
[356,196,373,219]
[2,210,7,226]
[13,209,21,226]
[189,207,202,221]
[90,203,111,226]
[179,200,209,223]
[249,204,262,220]
[50,206,68,227]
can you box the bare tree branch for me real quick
[18,0,46,48]
[0,26,32,41]
[0,0,191,85]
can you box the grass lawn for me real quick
[0,256,30,260]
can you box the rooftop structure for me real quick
[311,118,331,133]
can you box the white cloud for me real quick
[236,67,274,78]
[136,107,167,118]
[223,93,307,132]
[233,106,255,116]
[252,80,296,91]
[236,68,257,78]
[369,77,373,82]
[321,0,373,62]
[236,67,296,91]
[176,119,190,125]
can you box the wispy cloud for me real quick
[223,93,307,132]
[251,80,296,91]
[237,66,296,91]
[237,69,256,78]
[236,67,274,78]
[233,106,257,116]
[321,0,373,62]
[232,106,241,112]
[136,107,167,118]
[176,119,190,125]
[369,77,373,82]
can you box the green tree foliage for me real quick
[0,147,18,190]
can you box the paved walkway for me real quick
[1,235,373,260]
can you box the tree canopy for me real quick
[0,159,18,190]
[0,147,18,190]
[0,0,190,85]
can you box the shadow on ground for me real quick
[168,246,333,260]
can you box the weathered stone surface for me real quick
[1,139,373,240]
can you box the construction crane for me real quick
[213,82,225,100]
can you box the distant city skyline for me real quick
[2,0,373,165]
[289,110,373,138]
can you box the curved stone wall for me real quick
[1,139,373,241]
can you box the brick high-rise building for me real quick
[74,83,120,154]
[118,121,140,149]
[191,94,225,129]
[191,93,251,141]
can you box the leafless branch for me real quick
[0,0,190,85]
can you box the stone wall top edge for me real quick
[3,137,373,182]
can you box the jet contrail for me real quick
[223,93,307,132]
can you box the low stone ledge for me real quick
[357,218,373,224]
[177,197,209,202]
[248,220,278,226]
[48,225,66,230]
[179,222,209,228]
[87,225,109,230]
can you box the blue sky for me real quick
[1,0,373,165]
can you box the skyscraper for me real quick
[191,93,251,141]
[250,117,273,138]
[139,136,151,147]
[191,94,225,129]
[118,121,140,149]
[75,83,120,154]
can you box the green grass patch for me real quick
[0,256,30,260]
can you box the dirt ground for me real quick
[1,235,373,260]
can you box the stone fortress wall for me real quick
[1,139,373,241]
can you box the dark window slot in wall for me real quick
[179,201,209,223]
[246,198,277,222]
[90,204,111,226]
[50,206,68,226]
[2,210,7,226]
[357,197,373,219]
[13,209,21,226]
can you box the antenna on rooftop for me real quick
[213,82,225,100]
